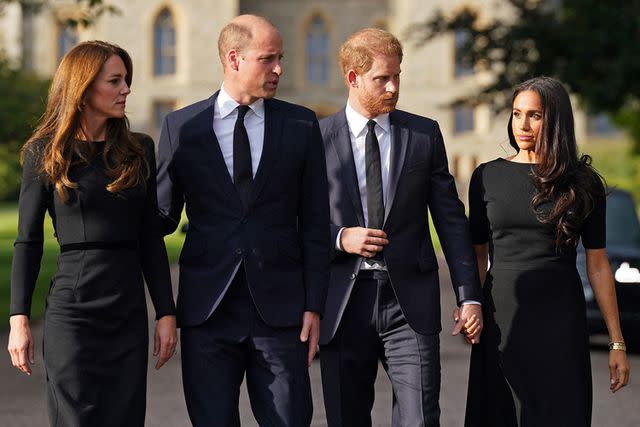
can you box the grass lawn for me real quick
[0,202,186,324]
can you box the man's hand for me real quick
[154,315,178,370]
[340,227,389,257]
[452,304,483,344]
[8,315,34,375]
[300,311,320,367]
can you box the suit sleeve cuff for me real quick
[336,227,345,251]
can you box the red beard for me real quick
[360,91,399,116]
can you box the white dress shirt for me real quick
[336,103,391,270]
[346,103,392,225]
[213,85,265,180]
[335,103,481,306]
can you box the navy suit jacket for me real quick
[319,108,482,344]
[157,92,330,327]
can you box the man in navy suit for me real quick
[318,28,483,427]
[156,15,329,427]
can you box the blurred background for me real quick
[0,0,638,365]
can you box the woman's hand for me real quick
[452,306,483,344]
[154,315,177,370]
[8,315,34,375]
[609,348,630,393]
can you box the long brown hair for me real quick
[22,40,148,201]
[507,77,605,248]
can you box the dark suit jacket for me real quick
[157,91,330,328]
[319,108,482,344]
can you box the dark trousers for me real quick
[320,271,441,427]
[181,269,312,427]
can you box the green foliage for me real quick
[0,141,23,200]
[407,0,640,152]
[0,58,49,201]
[0,1,119,27]
[586,141,640,208]
[0,57,49,145]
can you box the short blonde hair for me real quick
[339,28,403,76]
[217,15,275,65]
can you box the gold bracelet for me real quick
[609,341,626,352]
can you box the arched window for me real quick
[305,15,329,84]
[454,29,474,77]
[154,9,176,76]
[58,25,78,62]
[453,104,475,134]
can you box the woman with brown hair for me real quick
[463,76,629,426]
[7,40,177,426]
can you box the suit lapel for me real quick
[249,98,281,207]
[195,92,237,201]
[384,111,409,225]
[331,109,365,226]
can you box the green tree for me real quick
[0,57,49,145]
[0,0,118,200]
[0,58,49,200]
[407,0,640,152]
[0,1,118,27]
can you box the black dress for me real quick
[10,135,175,427]
[465,158,605,427]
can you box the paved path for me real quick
[2,258,638,426]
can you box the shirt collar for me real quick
[217,84,265,119]
[345,102,390,138]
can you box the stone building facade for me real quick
[0,0,624,194]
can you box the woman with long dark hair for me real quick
[463,76,629,426]
[7,41,177,426]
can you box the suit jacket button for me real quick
[235,248,243,255]
[350,273,357,280]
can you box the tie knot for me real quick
[367,120,377,132]
[237,105,250,120]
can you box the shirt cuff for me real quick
[461,300,481,306]
[336,227,345,251]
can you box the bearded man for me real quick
[318,28,483,427]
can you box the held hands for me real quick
[452,304,483,344]
[300,311,320,367]
[340,227,389,257]
[609,348,630,393]
[8,315,34,375]
[154,315,178,370]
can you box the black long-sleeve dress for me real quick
[10,134,176,427]
[465,158,605,427]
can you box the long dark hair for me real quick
[508,76,605,248]
[22,40,148,201]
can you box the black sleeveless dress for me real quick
[464,158,605,427]
[10,135,175,426]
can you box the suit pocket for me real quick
[179,234,206,265]
[404,159,429,174]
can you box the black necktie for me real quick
[366,119,384,231]
[233,105,252,206]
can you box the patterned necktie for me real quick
[233,105,252,206]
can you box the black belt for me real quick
[357,270,389,280]
[60,241,138,253]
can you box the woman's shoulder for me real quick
[23,137,50,153]
[131,132,155,150]
[21,138,50,166]
[471,158,507,176]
